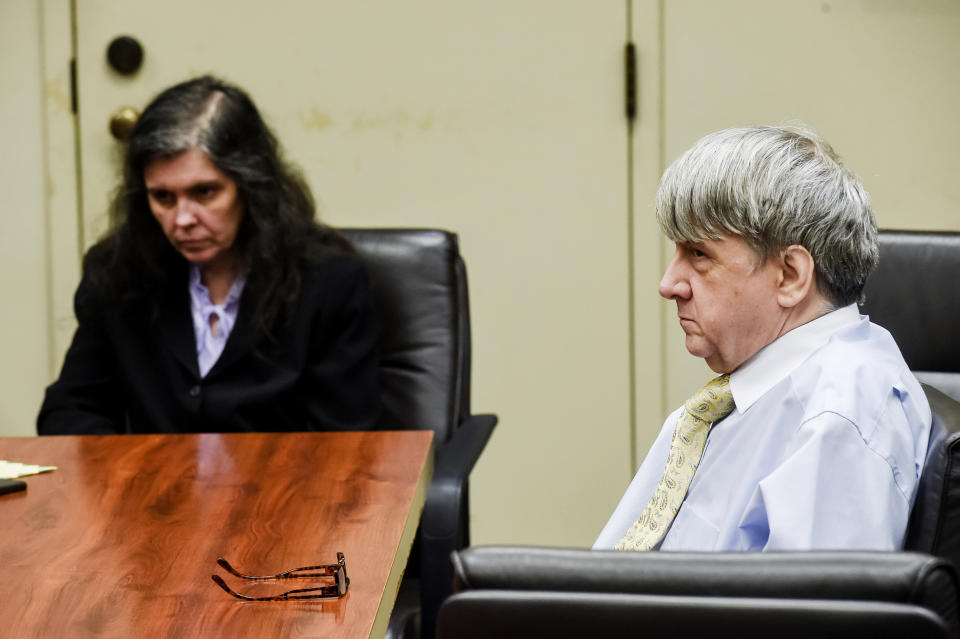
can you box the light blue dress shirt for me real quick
[594,305,932,551]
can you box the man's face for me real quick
[659,235,785,374]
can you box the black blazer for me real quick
[38,252,381,434]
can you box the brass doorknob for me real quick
[109,106,139,141]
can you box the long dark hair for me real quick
[90,75,351,336]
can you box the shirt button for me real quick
[189,385,201,397]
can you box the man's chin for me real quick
[705,360,733,374]
[683,335,710,359]
[682,339,727,371]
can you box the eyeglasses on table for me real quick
[211,551,349,601]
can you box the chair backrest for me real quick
[905,384,960,570]
[858,230,960,402]
[857,231,960,567]
[340,228,471,443]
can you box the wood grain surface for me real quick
[0,431,433,638]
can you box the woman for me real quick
[38,76,381,434]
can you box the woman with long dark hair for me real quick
[38,76,381,434]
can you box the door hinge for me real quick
[624,42,637,122]
[70,58,78,114]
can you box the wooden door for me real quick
[74,1,638,546]
[0,0,78,437]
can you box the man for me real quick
[595,126,931,551]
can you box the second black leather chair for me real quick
[341,228,497,639]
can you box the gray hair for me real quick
[656,125,878,307]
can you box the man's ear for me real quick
[776,245,816,308]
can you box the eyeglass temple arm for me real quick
[211,575,341,600]
[216,553,345,580]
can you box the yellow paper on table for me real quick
[0,460,57,479]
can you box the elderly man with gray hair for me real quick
[595,125,931,552]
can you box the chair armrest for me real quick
[418,413,497,639]
[437,590,953,639]
[450,546,960,632]
[423,413,498,540]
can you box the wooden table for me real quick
[0,431,433,638]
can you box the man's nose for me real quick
[658,248,691,300]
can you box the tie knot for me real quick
[683,374,735,424]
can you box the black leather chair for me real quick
[437,228,960,638]
[340,229,497,639]
[906,385,960,570]
[859,230,960,402]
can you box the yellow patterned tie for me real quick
[614,374,735,551]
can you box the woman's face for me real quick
[144,148,243,272]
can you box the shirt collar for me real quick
[729,304,862,413]
[189,264,246,310]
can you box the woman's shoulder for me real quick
[301,235,367,274]
[300,247,370,289]
[291,244,377,318]
[73,237,122,305]
[79,234,184,310]
[81,235,120,273]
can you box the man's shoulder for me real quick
[809,319,908,374]
[788,319,927,427]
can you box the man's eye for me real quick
[692,249,706,258]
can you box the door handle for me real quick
[109,106,139,141]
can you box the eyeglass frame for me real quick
[211,551,349,601]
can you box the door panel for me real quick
[0,0,50,436]
[76,1,635,546]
